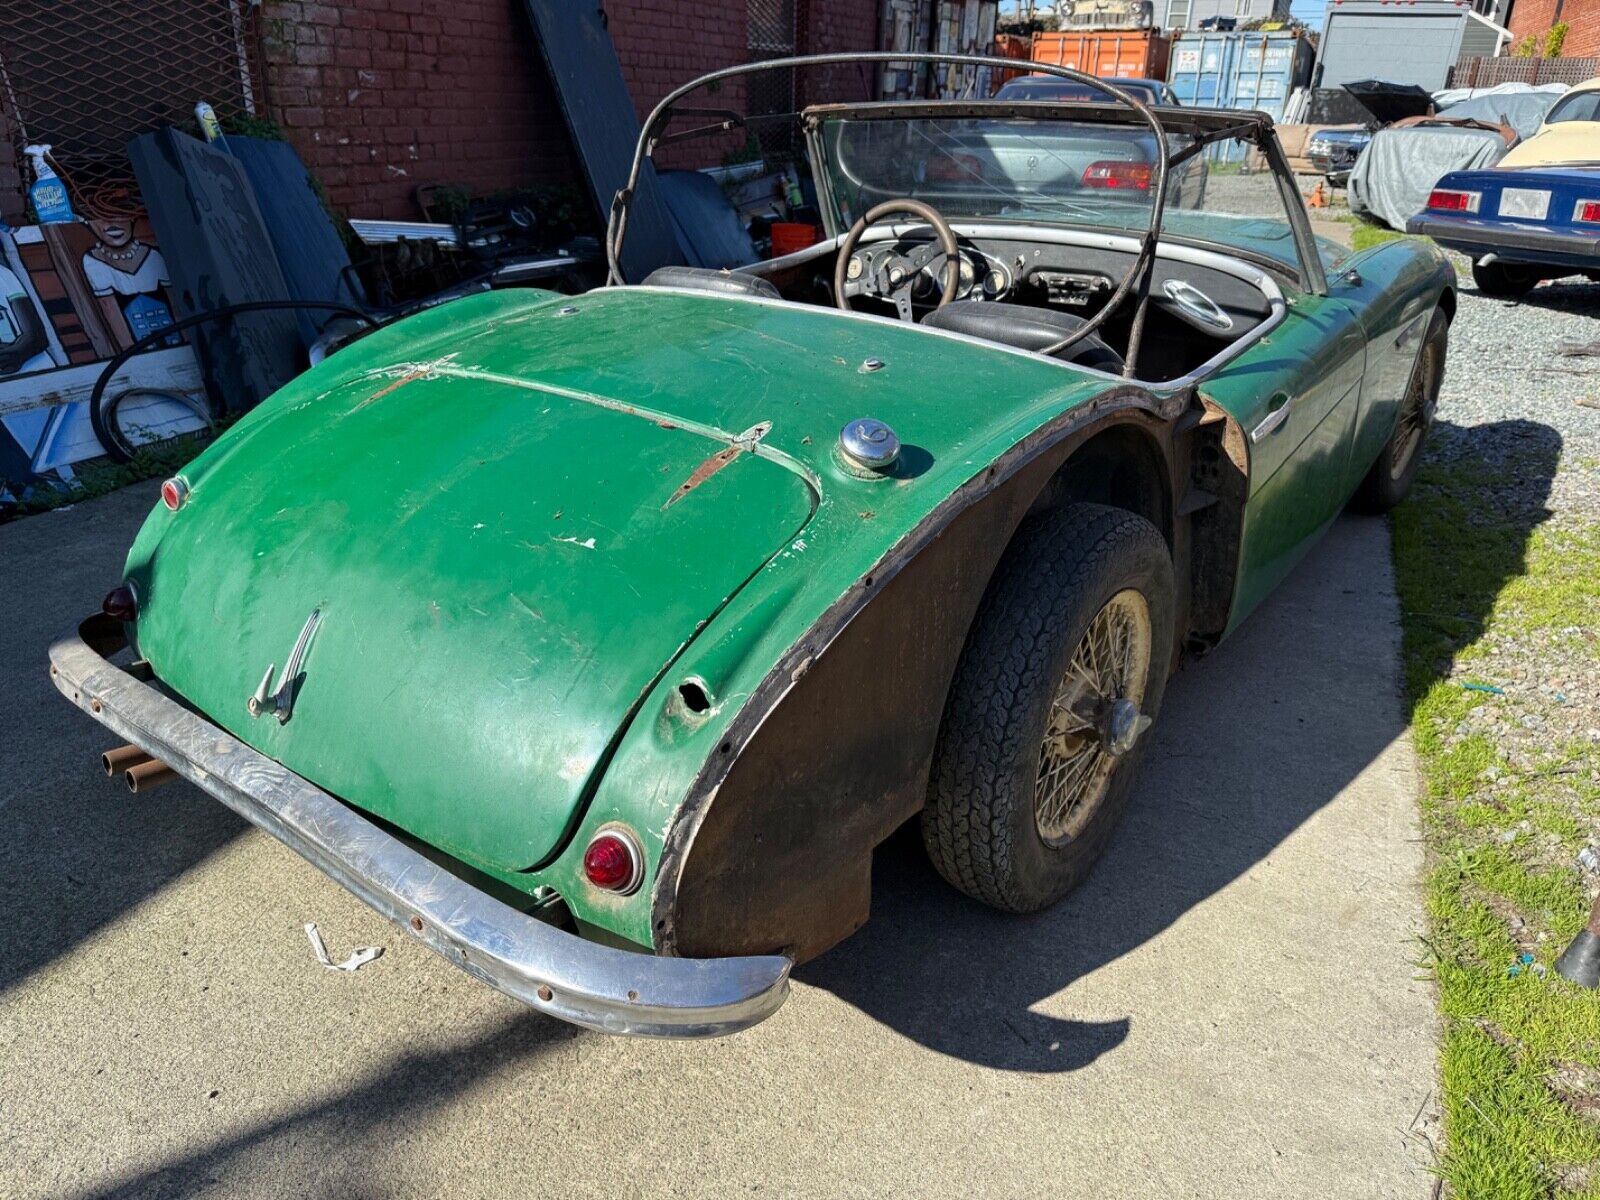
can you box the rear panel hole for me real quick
[678,681,712,713]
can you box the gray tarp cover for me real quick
[1348,125,1506,229]
[1433,87,1566,140]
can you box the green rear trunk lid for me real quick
[130,369,814,872]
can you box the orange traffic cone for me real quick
[1308,180,1328,209]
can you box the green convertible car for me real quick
[52,54,1453,1037]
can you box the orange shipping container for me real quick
[1030,30,1172,82]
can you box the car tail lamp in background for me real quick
[1082,160,1152,191]
[1426,189,1481,214]
[1575,200,1600,223]
[102,584,138,622]
[583,826,644,895]
[160,477,189,511]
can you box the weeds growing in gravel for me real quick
[1395,451,1600,1198]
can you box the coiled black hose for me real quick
[88,300,376,463]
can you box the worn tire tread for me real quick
[922,503,1172,913]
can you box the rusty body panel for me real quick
[660,398,1189,961]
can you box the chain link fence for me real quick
[746,0,799,156]
[0,0,263,220]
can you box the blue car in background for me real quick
[1407,164,1600,298]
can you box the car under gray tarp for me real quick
[1434,86,1567,141]
[1348,124,1507,230]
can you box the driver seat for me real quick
[921,302,1125,374]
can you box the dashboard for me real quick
[844,232,1273,336]
[844,242,1014,304]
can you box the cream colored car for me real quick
[1499,77,1600,167]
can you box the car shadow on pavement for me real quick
[0,482,256,999]
[802,418,1561,1072]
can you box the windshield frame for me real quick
[605,52,1327,333]
[801,99,1321,290]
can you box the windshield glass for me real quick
[1546,89,1600,124]
[817,114,1307,276]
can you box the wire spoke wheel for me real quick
[1035,588,1152,845]
[1389,338,1440,483]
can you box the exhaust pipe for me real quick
[125,758,178,794]
[103,744,152,777]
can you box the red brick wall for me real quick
[1507,0,1600,57]
[258,0,580,219]
[256,0,882,218]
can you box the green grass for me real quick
[1394,455,1600,1196]
[0,428,213,522]
[1350,221,1410,253]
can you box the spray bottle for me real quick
[24,146,75,224]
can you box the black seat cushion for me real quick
[643,266,780,300]
[921,301,1124,373]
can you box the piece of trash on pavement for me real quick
[304,922,383,972]
[1460,682,1506,696]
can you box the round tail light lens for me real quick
[102,584,138,622]
[160,477,189,511]
[583,827,643,894]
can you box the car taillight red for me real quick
[1575,200,1600,223]
[160,477,189,511]
[102,584,138,622]
[1082,160,1151,190]
[1426,189,1480,213]
[583,827,643,894]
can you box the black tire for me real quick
[1353,305,1448,514]
[922,503,1175,913]
[1472,259,1540,299]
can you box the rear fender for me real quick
[657,390,1188,961]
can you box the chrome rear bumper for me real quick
[49,615,791,1038]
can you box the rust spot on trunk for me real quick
[663,446,742,509]
[355,368,427,410]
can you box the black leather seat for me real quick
[643,266,781,300]
[921,301,1124,373]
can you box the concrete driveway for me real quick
[2,482,1435,1199]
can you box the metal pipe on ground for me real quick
[124,759,178,794]
[102,744,152,776]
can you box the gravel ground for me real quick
[1425,261,1600,900]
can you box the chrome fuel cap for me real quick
[839,418,901,472]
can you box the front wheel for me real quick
[1472,259,1540,299]
[922,503,1175,913]
[1353,304,1448,513]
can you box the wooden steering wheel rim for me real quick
[833,198,962,315]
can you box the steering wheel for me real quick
[834,198,961,322]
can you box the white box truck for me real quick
[1314,0,1510,92]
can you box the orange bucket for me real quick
[770,222,820,257]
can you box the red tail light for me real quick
[102,584,138,622]
[160,477,189,511]
[927,152,985,183]
[1426,189,1481,213]
[583,827,643,894]
[1082,160,1151,190]
[1575,200,1600,223]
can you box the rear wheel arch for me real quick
[658,406,1190,961]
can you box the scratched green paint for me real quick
[125,246,1451,948]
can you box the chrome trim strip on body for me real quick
[49,616,792,1039]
